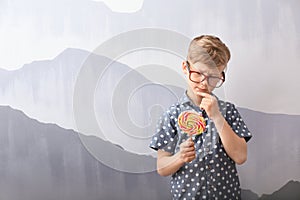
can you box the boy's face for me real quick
[182,61,226,95]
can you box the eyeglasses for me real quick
[186,61,225,88]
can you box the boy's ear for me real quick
[182,61,188,75]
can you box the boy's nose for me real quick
[199,79,209,89]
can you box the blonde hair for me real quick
[187,35,231,68]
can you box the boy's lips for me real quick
[195,87,209,94]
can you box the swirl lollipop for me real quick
[178,111,206,136]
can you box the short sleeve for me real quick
[223,102,252,142]
[149,110,178,154]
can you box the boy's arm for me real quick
[198,92,247,165]
[157,138,196,176]
[213,115,247,165]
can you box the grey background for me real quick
[0,0,300,199]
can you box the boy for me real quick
[149,35,252,199]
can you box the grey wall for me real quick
[0,0,299,199]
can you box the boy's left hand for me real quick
[197,92,221,120]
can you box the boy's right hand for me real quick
[179,137,196,163]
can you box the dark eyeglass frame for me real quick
[186,60,225,88]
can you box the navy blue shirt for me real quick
[149,92,252,200]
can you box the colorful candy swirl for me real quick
[178,111,206,136]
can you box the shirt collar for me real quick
[178,91,193,105]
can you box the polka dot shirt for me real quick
[149,92,252,200]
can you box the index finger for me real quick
[182,139,194,147]
[197,92,211,98]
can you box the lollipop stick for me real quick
[189,134,196,141]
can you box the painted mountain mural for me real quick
[238,108,300,196]
[0,48,299,198]
[259,180,300,200]
[0,106,300,200]
[0,48,185,156]
[0,106,171,200]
